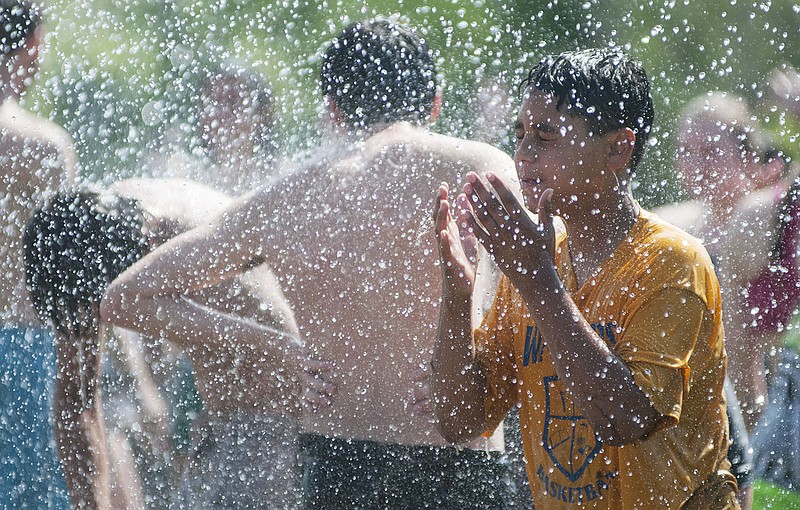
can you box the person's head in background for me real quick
[198,63,276,166]
[320,18,441,135]
[676,92,786,215]
[0,0,44,100]
[24,190,150,339]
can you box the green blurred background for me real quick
[26,0,800,207]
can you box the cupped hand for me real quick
[460,171,556,291]
[433,183,478,297]
[301,354,337,413]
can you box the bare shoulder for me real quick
[0,101,74,158]
[365,124,516,187]
[0,101,76,190]
[110,177,232,229]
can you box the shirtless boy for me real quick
[432,48,738,508]
[102,19,519,508]
[0,1,77,507]
[25,178,303,509]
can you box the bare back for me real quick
[0,99,76,325]
[253,124,516,445]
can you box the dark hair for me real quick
[320,18,438,130]
[0,0,41,56]
[522,48,655,170]
[24,190,149,337]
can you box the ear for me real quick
[22,25,44,62]
[325,95,347,127]
[428,90,442,123]
[752,155,787,190]
[606,128,636,174]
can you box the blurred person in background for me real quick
[656,92,793,509]
[25,178,303,509]
[144,62,278,195]
[0,0,77,507]
[741,66,800,498]
[657,92,789,428]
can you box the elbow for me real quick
[435,420,475,445]
[99,283,129,328]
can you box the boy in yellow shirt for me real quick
[431,48,738,509]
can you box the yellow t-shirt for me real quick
[476,209,736,509]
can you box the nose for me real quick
[514,138,536,165]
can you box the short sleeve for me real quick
[614,288,711,429]
[474,276,520,431]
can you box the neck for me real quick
[559,188,640,280]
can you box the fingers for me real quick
[433,182,450,232]
[537,188,557,258]
[457,193,492,251]
[302,358,337,411]
[463,173,504,233]
[486,172,526,219]
[409,365,434,419]
[537,188,554,230]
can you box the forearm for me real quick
[105,292,303,371]
[55,394,110,510]
[520,264,659,444]
[431,290,488,443]
[54,333,110,510]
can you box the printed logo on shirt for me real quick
[523,325,545,366]
[523,322,618,367]
[536,464,618,504]
[590,322,618,346]
[543,375,603,483]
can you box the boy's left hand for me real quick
[459,171,556,292]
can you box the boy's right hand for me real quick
[433,183,477,298]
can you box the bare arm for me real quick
[461,172,661,446]
[100,190,301,359]
[54,325,111,510]
[112,329,170,449]
[430,183,491,443]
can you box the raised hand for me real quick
[433,183,478,298]
[409,363,436,424]
[301,353,337,413]
[459,171,556,293]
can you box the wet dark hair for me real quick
[24,190,150,337]
[522,48,655,170]
[0,0,41,56]
[320,18,438,130]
